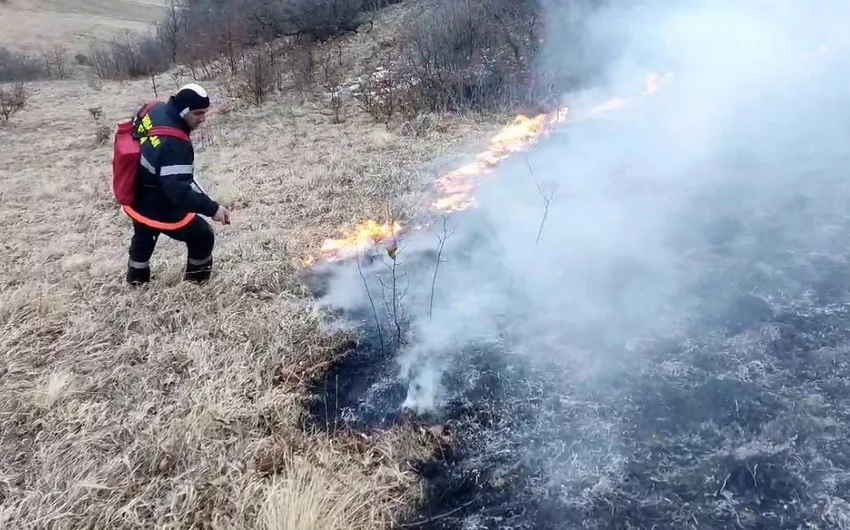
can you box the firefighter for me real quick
[124,83,231,285]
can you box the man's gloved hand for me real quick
[212,205,231,225]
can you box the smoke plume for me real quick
[317,0,850,415]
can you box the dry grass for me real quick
[0,52,501,527]
[0,0,165,52]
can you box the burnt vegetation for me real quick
[308,232,850,529]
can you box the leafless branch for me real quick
[429,215,458,322]
[529,158,558,246]
[356,248,384,356]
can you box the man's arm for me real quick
[157,138,220,217]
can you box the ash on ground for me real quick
[305,43,850,530]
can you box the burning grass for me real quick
[302,41,850,528]
[0,66,503,527]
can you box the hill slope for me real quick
[0,1,510,524]
[0,0,165,51]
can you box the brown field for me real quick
[0,4,507,528]
[0,0,166,52]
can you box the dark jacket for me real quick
[128,99,219,227]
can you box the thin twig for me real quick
[429,216,457,323]
[323,376,329,432]
[535,180,558,246]
[356,248,384,355]
[390,218,402,346]
[380,205,403,346]
[334,373,339,436]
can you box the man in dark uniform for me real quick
[123,83,231,285]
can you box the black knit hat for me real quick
[172,83,210,117]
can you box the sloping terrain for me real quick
[0,0,165,51]
[306,16,850,529]
[6,0,850,528]
[0,2,510,525]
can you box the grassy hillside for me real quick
[0,1,514,528]
[0,0,164,52]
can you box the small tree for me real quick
[318,42,345,123]
[0,83,28,123]
[161,0,183,63]
[285,36,316,104]
[52,45,69,80]
[238,50,278,106]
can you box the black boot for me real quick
[184,256,213,284]
[126,265,151,286]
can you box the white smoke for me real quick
[317,0,850,414]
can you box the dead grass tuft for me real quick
[258,431,426,530]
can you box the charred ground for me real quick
[305,65,850,528]
[307,229,850,530]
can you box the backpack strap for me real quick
[133,101,192,144]
[149,126,191,143]
[140,100,160,116]
[132,100,160,125]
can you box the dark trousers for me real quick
[127,216,215,284]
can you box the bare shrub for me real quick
[236,0,372,40]
[277,0,368,39]
[284,36,317,103]
[193,2,252,76]
[94,125,111,145]
[231,49,281,106]
[397,112,436,137]
[317,43,345,123]
[0,83,28,123]
[72,0,549,110]
[43,45,69,80]
[175,0,377,70]
[352,59,421,126]
[74,53,90,66]
[398,0,544,113]
[90,32,171,80]
[192,125,219,151]
[0,47,49,82]
[158,0,184,63]
[88,106,103,122]
[170,68,186,90]
[87,106,110,145]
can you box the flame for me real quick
[489,114,550,153]
[430,113,555,214]
[311,73,667,263]
[317,218,401,262]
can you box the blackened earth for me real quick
[306,254,850,530]
[304,65,850,528]
[304,188,850,529]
